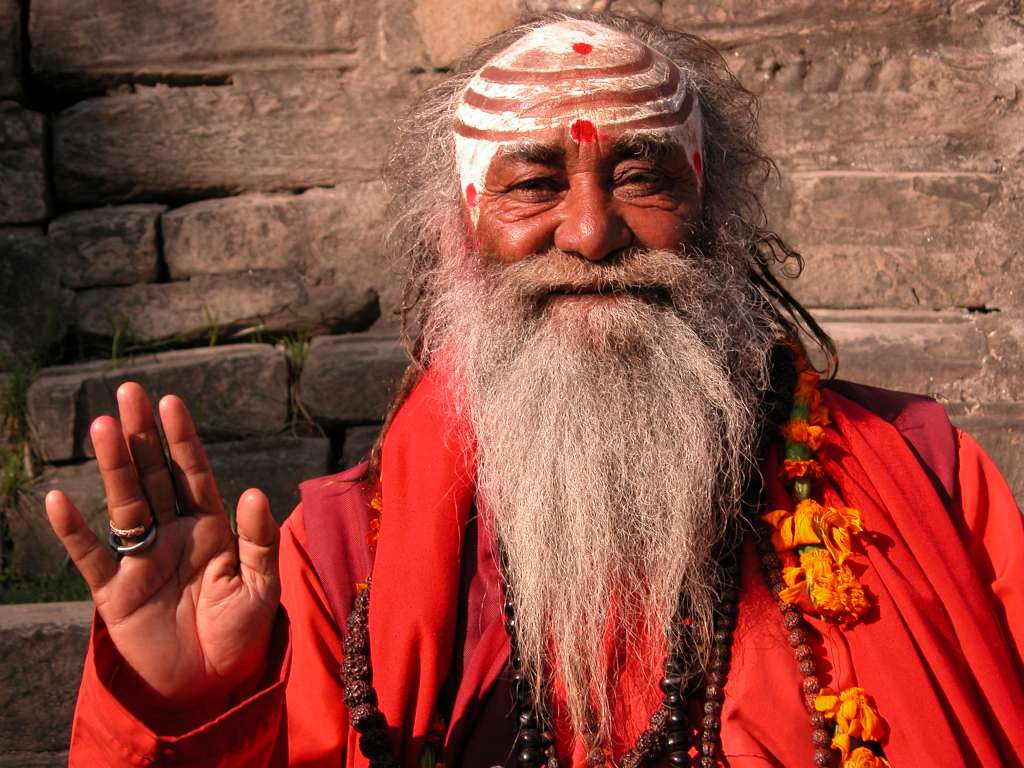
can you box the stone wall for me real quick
[0,0,1022,759]
[1,0,1021,576]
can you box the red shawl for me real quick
[344,367,1024,766]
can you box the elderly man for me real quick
[47,12,1022,768]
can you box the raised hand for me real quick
[45,382,281,714]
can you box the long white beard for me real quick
[426,246,777,749]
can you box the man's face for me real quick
[474,128,703,274]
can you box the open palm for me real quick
[46,383,280,712]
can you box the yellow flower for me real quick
[782,419,827,450]
[816,687,888,759]
[762,500,863,563]
[843,747,892,768]
[815,504,863,564]
[779,548,869,624]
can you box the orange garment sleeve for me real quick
[67,503,349,767]
[952,429,1024,669]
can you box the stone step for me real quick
[29,0,364,87]
[27,344,290,461]
[0,0,21,100]
[52,70,437,206]
[50,205,165,289]
[0,228,72,363]
[0,103,48,224]
[813,310,1022,404]
[9,437,330,579]
[72,270,378,344]
[0,601,91,759]
[161,186,400,329]
[298,335,408,426]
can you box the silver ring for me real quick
[108,522,158,555]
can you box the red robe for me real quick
[67,373,1024,767]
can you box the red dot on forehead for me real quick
[570,119,597,143]
[572,42,593,55]
[465,183,477,206]
[692,151,703,179]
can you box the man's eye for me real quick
[616,171,664,189]
[509,177,562,198]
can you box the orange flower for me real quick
[816,687,887,759]
[783,458,824,480]
[782,419,826,451]
[815,504,863,564]
[355,581,368,593]
[762,500,862,563]
[843,747,892,768]
[370,491,383,511]
[780,548,869,624]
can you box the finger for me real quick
[117,382,178,526]
[235,489,280,599]
[159,395,223,516]
[91,416,153,537]
[45,490,117,593]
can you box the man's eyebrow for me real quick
[611,132,681,161]
[496,141,565,166]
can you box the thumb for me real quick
[235,489,280,603]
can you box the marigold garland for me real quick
[763,343,892,766]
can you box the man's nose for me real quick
[553,184,632,261]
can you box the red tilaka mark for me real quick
[572,42,593,55]
[692,151,703,180]
[570,119,597,143]
[465,183,477,207]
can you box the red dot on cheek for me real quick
[572,42,593,55]
[692,151,703,179]
[465,183,477,207]
[570,119,597,143]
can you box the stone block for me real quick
[162,185,401,328]
[949,403,1024,508]
[780,246,1020,313]
[73,270,378,343]
[0,103,48,224]
[341,424,381,470]
[50,205,164,289]
[661,0,949,47]
[0,601,92,756]
[298,336,408,426]
[205,437,330,523]
[0,0,21,100]
[30,0,361,86]
[767,172,1022,312]
[27,345,289,461]
[53,71,437,206]
[817,311,1024,405]
[0,228,72,364]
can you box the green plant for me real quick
[283,329,312,373]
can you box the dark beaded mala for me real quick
[499,545,742,768]
[341,578,401,768]
[343,541,838,768]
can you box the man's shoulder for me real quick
[296,462,377,624]
[826,379,958,503]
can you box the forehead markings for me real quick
[454,90,695,143]
[455,21,705,217]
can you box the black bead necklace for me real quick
[343,533,837,768]
[498,544,742,768]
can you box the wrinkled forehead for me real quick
[454,20,704,221]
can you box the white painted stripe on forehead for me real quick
[454,20,705,228]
